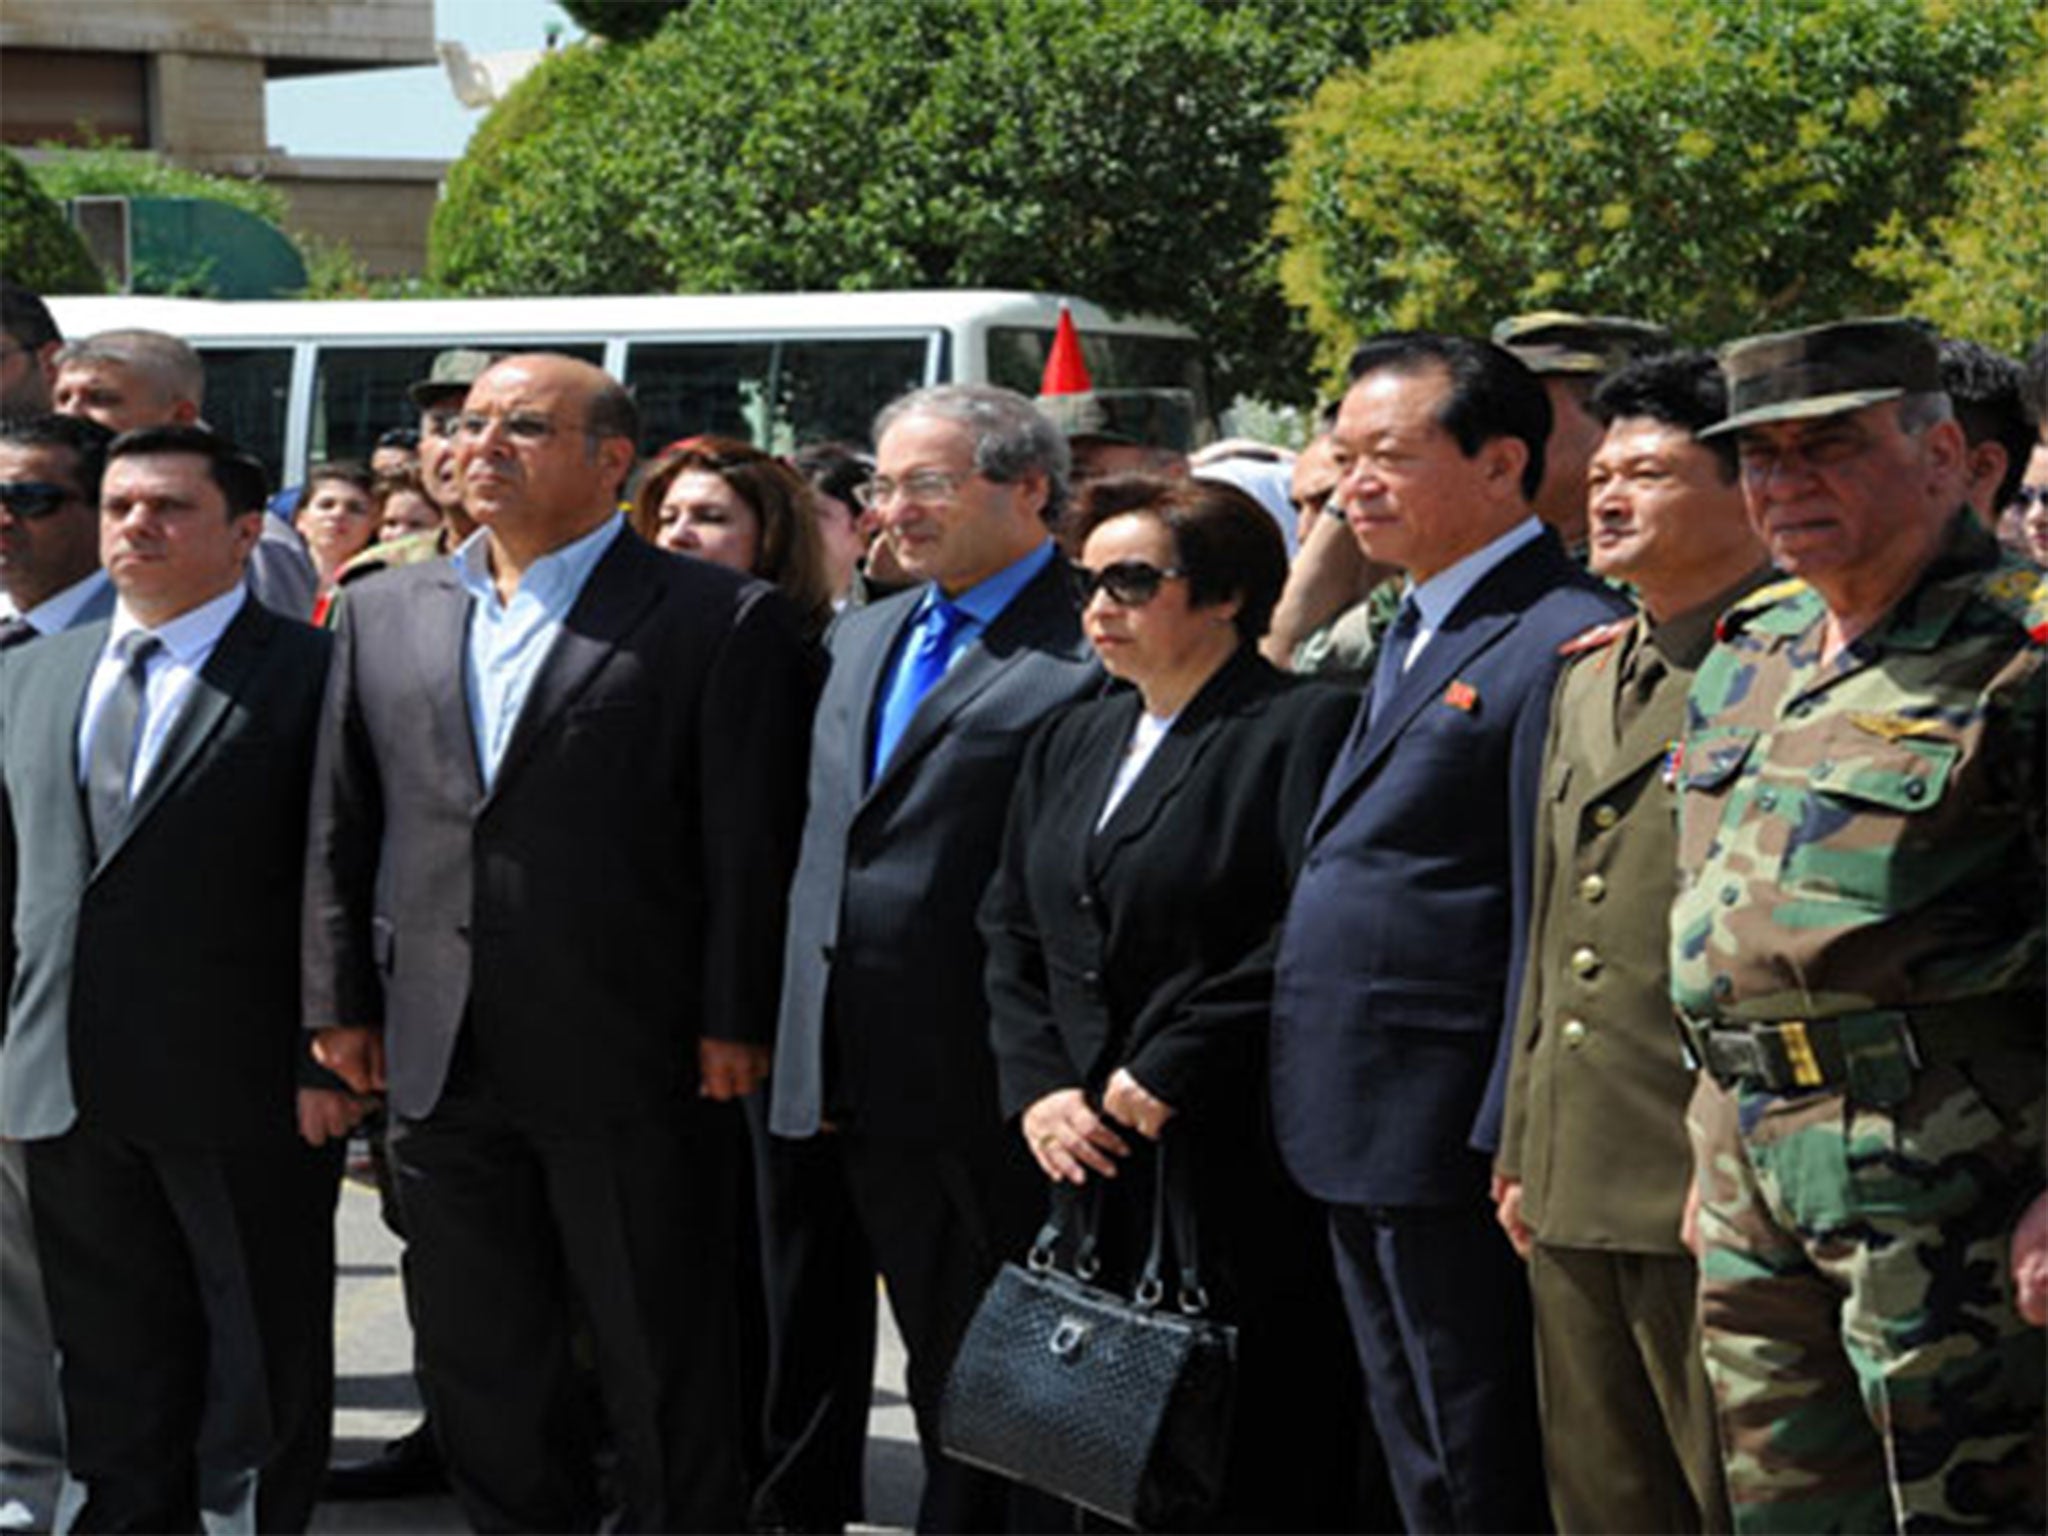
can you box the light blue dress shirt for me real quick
[453,513,624,787]
[1383,516,1544,676]
[869,539,1056,782]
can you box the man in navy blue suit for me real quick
[1272,333,1629,1533]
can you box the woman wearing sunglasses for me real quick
[981,475,1378,1530]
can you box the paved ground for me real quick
[311,1172,919,1533]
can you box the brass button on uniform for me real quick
[1561,1019,1588,1048]
[1570,946,1600,978]
[1591,804,1619,830]
[1578,873,1607,903]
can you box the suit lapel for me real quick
[1309,534,1559,843]
[405,563,485,803]
[864,557,1078,804]
[100,602,273,869]
[481,532,660,810]
[1087,649,1258,875]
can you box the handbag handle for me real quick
[1135,1132,1212,1317]
[1028,1179,1106,1281]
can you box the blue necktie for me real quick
[1367,598,1420,728]
[871,599,966,780]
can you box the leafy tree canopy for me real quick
[1277,0,2044,379]
[0,149,104,295]
[431,0,1496,402]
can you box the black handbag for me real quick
[938,1134,1238,1530]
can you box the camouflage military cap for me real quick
[408,348,502,408]
[1491,311,1672,376]
[1702,317,1941,439]
[1034,388,1197,452]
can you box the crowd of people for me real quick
[0,270,2043,1536]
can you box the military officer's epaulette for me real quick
[1557,618,1632,657]
[1976,563,2048,645]
[1714,576,1811,642]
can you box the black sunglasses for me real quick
[1069,559,1186,607]
[0,481,82,519]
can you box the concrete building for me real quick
[0,0,447,278]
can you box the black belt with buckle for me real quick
[1677,993,2044,1103]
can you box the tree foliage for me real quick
[1277,0,2044,377]
[430,0,1493,402]
[0,149,104,295]
[1858,24,2048,356]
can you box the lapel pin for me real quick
[1443,680,1479,713]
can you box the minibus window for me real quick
[626,337,930,454]
[987,328,1213,431]
[197,347,293,490]
[308,343,602,471]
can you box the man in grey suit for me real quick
[771,383,1101,1532]
[303,354,815,1532]
[0,424,354,1531]
[0,412,113,1534]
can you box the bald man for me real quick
[303,355,816,1531]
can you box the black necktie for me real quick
[1368,599,1421,727]
[86,631,161,857]
[0,616,37,649]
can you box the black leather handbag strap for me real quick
[1135,1132,1211,1316]
[1029,1179,1106,1281]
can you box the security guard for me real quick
[1674,318,2045,1533]
[1496,351,1767,1533]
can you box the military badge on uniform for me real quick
[1443,680,1479,712]
[1660,741,1682,786]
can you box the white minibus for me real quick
[45,290,1212,487]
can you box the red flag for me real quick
[1039,304,1092,396]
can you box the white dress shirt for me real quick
[76,584,248,799]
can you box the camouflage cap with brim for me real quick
[1491,311,1672,376]
[1702,317,1940,439]
[408,347,502,408]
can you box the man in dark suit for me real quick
[0,424,351,1531]
[771,383,1100,1532]
[0,411,114,1533]
[1271,333,1628,1533]
[302,354,814,1532]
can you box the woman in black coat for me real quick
[980,475,1378,1532]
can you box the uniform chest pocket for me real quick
[1675,725,1755,871]
[1780,733,1959,907]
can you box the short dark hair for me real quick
[0,280,59,351]
[1344,332,1551,500]
[106,423,269,518]
[792,441,872,510]
[1067,473,1289,642]
[1939,339,2033,510]
[1589,351,1737,480]
[304,459,375,498]
[0,411,113,502]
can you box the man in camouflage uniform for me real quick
[1496,351,1768,1533]
[1674,318,2045,1533]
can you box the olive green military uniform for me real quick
[1500,579,1767,1534]
[1674,513,2046,1533]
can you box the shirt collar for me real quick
[1403,516,1544,631]
[454,513,624,613]
[109,581,247,664]
[920,538,1055,629]
[22,569,110,636]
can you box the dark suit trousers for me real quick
[747,1109,877,1533]
[838,1128,1066,1535]
[1529,1243,1729,1534]
[1328,1202,1551,1535]
[25,1122,341,1534]
[388,1059,747,1534]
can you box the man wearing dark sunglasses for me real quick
[0,413,114,644]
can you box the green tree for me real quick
[430,0,1491,401]
[0,149,104,294]
[1277,0,2043,377]
[1858,28,2048,355]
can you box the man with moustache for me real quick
[303,354,813,1531]
[1493,352,1770,1532]
[1676,319,2045,1533]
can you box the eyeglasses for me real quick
[0,481,82,519]
[1070,560,1185,607]
[454,411,563,443]
[852,469,973,512]
[2010,486,2048,513]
